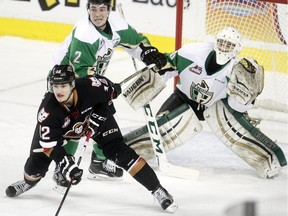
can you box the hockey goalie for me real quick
[123,56,287,179]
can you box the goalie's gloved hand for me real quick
[140,43,167,69]
[111,83,122,99]
[58,155,83,185]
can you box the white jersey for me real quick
[162,42,253,112]
[50,13,149,77]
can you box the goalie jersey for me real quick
[161,42,253,113]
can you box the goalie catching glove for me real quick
[140,43,167,69]
[57,155,83,185]
[227,57,264,105]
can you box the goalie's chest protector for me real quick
[176,43,235,108]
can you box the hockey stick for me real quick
[55,130,92,216]
[119,63,156,86]
[144,103,199,180]
[117,3,199,180]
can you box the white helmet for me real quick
[214,27,242,65]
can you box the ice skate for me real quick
[6,180,33,197]
[152,185,178,213]
[87,159,124,181]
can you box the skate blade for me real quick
[165,202,178,213]
[53,184,67,194]
[87,173,123,181]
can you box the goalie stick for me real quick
[117,3,199,180]
[119,63,156,86]
[55,130,92,216]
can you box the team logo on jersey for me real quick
[190,80,213,105]
[63,117,89,139]
[62,116,71,128]
[38,108,49,123]
[189,65,202,75]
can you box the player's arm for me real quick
[157,48,193,82]
[117,24,166,69]
[37,110,83,185]
[50,31,73,70]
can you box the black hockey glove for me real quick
[58,155,83,185]
[140,43,167,69]
[111,83,122,99]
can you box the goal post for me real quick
[174,0,288,121]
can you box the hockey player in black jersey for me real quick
[5,65,178,213]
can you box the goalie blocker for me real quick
[122,66,166,110]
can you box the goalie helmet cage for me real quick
[174,0,288,122]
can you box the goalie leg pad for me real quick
[123,103,203,160]
[204,99,285,178]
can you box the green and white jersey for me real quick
[162,42,253,112]
[51,13,150,77]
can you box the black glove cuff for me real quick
[50,146,68,164]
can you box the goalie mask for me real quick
[214,27,242,65]
[48,65,75,92]
[227,58,264,104]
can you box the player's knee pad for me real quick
[102,139,139,171]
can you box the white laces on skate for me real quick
[102,160,116,173]
[12,180,32,195]
[153,186,178,213]
[153,187,169,203]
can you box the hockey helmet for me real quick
[49,65,75,85]
[214,27,242,65]
[87,0,112,9]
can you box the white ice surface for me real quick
[0,37,287,216]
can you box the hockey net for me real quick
[176,0,288,122]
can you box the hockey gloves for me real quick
[58,155,83,185]
[111,83,122,99]
[140,43,167,69]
